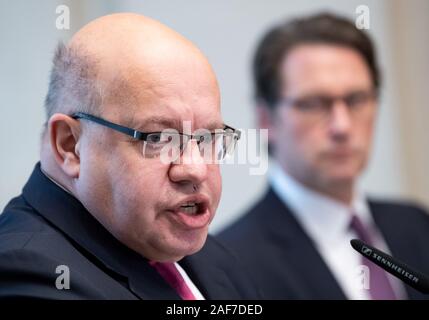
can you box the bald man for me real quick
[0,13,258,299]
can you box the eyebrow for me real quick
[127,116,225,132]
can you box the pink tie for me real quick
[349,215,397,300]
[149,261,196,300]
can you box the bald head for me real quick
[69,13,204,65]
[44,13,219,126]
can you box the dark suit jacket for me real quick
[0,163,260,299]
[218,188,429,299]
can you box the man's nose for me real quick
[168,139,208,186]
[328,100,352,140]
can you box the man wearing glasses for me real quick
[0,13,254,299]
[219,13,429,299]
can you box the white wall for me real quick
[0,0,67,210]
[0,0,427,233]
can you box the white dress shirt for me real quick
[268,162,406,300]
[40,168,205,299]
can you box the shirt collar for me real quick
[268,162,373,244]
[40,166,74,196]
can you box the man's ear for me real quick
[48,113,81,178]
[255,104,277,145]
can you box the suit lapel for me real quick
[180,249,240,300]
[259,188,347,299]
[22,163,180,300]
[126,263,181,300]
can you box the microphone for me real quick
[350,239,429,294]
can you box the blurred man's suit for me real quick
[0,163,260,299]
[219,164,429,299]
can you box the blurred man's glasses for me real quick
[71,112,241,163]
[280,89,377,122]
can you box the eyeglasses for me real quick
[71,112,241,163]
[280,89,377,122]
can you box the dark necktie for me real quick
[349,215,397,300]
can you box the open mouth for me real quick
[169,197,211,229]
[177,202,207,215]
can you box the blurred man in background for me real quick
[219,12,429,299]
[0,13,256,300]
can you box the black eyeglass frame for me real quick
[71,112,241,144]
